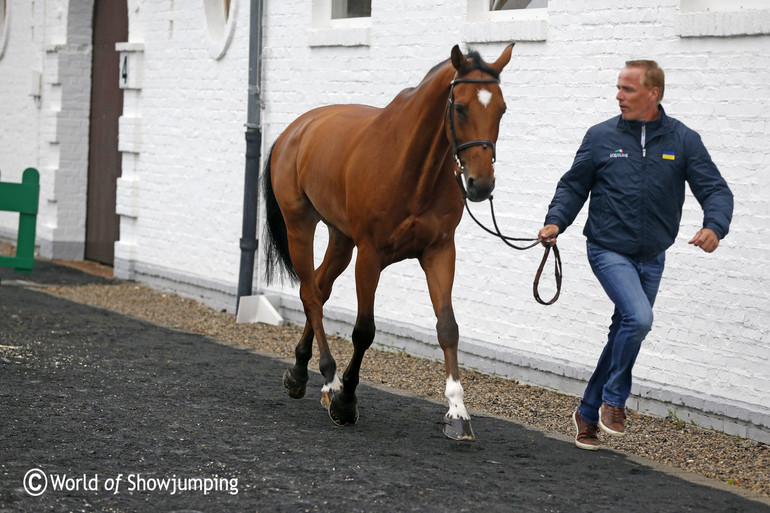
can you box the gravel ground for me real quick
[2,243,768,499]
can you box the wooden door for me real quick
[85,0,127,264]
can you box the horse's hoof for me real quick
[282,369,306,399]
[327,392,359,426]
[443,416,475,441]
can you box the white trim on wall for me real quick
[679,0,770,37]
[0,0,10,60]
[465,0,548,42]
[203,0,239,59]
[309,0,371,47]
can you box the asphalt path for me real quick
[1,262,769,512]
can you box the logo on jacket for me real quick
[662,151,675,160]
[609,149,629,158]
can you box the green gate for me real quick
[0,168,40,282]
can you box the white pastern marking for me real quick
[477,88,493,108]
[321,374,342,393]
[444,377,470,420]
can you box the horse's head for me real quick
[447,44,514,202]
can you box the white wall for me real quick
[0,1,43,239]
[0,0,768,442]
[260,0,770,441]
[111,0,249,308]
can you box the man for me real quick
[539,60,733,450]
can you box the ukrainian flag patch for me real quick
[662,152,675,160]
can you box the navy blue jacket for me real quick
[544,106,733,260]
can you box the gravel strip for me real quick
[30,280,768,499]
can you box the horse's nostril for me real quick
[467,177,475,188]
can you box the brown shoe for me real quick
[599,402,627,437]
[572,409,599,450]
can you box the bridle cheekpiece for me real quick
[446,74,501,174]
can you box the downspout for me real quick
[236,0,264,311]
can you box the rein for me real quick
[447,75,562,305]
[454,175,562,305]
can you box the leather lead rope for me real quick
[456,173,562,306]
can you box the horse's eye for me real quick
[454,104,468,119]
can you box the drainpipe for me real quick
[236,0,264,310]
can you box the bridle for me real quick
[446,74,562,306]
[446,75,500,172]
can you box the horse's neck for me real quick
[385,64,456,203]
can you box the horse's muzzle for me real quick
[465,176,495,202]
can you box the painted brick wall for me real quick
[259,0,770,435]
[112,0,250,297]
[0,2,42,238]
[0,1,94,259]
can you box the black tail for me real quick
[262,141,300,285]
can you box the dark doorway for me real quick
[85,0,128,264]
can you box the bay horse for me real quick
[262,44,514,440]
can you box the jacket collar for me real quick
[616,104,673,135]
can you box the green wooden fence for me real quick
[0,168,40,282]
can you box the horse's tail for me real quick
[262,141,299,286]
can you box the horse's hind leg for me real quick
[283,324,313,399]
[314,228,354,411]
[282,225,354,403]
[328,245,381,426]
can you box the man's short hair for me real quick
[625,60,665,103]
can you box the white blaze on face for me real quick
[445,377,470,420]
[477,88,493,108]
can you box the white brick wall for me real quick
[0,0,768,441]
[0,1,42,237]
[259,0,770,440]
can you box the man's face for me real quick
[616,66,659,121]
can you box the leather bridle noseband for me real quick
[446,74,562,306]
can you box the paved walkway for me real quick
[1,262,769,512]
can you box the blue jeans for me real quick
[577,242,665,425]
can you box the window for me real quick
[679,0,770,37]
[332,0,371,19]
[0,0,8,60]
[203,0,238,59]
[310,0,371,47]
[491,0,547,10]
[465,0,548,43]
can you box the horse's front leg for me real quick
[420,242,474,441]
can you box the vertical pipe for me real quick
[236,0,264,310]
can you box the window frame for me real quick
[0,0,9,60]
[203,0,238,59]
[465,0,548,43]
[309,0,371,47]
[678,0,770,37]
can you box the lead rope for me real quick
[456,173,562,305]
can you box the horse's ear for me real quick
[450,45,466,71]
[490,42,515,73]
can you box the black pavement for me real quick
[1,262,769,512]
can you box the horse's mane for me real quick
[388,48,500,107]
[459,49,501,79]
[426,49,501,80]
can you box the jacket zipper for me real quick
[641,124,646,158]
